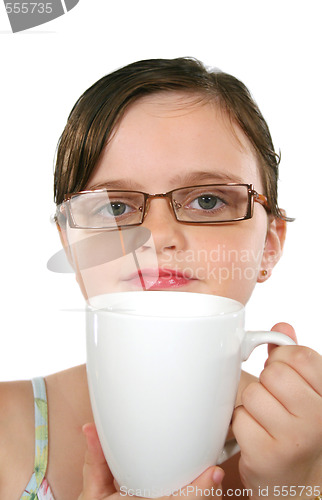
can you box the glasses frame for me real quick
[61,183,270,229]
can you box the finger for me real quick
[113,478,121,492]
[260,360,322,415]
[265,345,322,396]
[179,466,224,498]
[240,381,292,437]
[82,423,115,498]
[267,323,298,356]
[232,404,272,458]
[232,404,277,482]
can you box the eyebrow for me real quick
[170,170,245,186]
[86,170,245,191]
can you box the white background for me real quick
[0,0,321,381]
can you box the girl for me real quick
[0,58,321,500]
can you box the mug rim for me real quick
[86,291,244,318]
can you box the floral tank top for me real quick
[20,377,55,500]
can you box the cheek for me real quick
[73,248,159,299]
[65,226,144,299]
[73,255,133,299]
[192,223,266,265]
[190,224,267,302]
[74,263,119,300]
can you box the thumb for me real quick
[181,466,224,498]
[267,322,298,356]
[79,422,115,500]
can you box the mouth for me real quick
[123,268,196,290]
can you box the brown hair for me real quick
[54,57,292,220]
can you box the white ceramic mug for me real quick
[86,291,295,498]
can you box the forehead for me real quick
[88,92,263,192]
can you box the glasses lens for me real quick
[172,185,249,222]
[69,190,144,228]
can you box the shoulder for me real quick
[0,380,28,442]
[0,381,34,491]
[0,379,34,453]
[0,379,34,423]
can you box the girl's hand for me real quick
[232,323,322,499]
[78,423,116,500]
[78,422,225,500]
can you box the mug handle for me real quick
[217,330,296,464]
[241,330,296,361]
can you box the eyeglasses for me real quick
[59,183,270,229]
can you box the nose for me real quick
[141,198,187,254]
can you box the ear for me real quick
[257,213,287,283]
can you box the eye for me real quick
[96,201,132,218]
[189,194,225,211]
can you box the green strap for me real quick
[19,377,49,499]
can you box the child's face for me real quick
[67,92,285,305]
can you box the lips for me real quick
[123,268,194,290]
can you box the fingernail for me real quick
[82,423,94,442]
[212,467,225,485]
[82,423,90,435]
